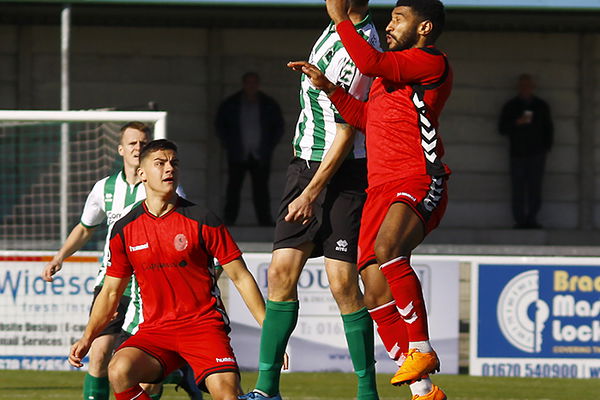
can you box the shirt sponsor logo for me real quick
[335,239,348,253]
[129,243,149,252]
[215,357,235,363]
[397,192,417,202]
[174,233,188,252]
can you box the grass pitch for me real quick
[0,370,595,399]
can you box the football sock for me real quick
[368,300,408,365]
[255,300,299,396]
[409,377,433,397]
[341,307,379,400]
[161,369,183,384]
[409,340,433,354]
[114,385,152,400]
[379,257,429,342]
[83,373,110,400]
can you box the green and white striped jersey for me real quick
[293,15,380,162]
[80,169,146,290]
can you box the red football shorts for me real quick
[116,319,238,386]
[357,175,448,270]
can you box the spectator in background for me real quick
[499,74,553,229]
[216,72,285,226]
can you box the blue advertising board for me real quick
[471,260,600,378]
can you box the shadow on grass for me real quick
[0,387,78,390]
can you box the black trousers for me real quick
[224,156,273,226]
[509,153,546,226]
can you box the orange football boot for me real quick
[390,349,440,386]
[411,384,446,400]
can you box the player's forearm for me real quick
[233,273,266,326]
[301,124,356,201]
[82,289,120,342]
[54,224,95,262]
[336,20,388,78]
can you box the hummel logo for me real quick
[336,239,348,252]
[216,357,235,363]
[129,243,149,252]
[396,192,416,202]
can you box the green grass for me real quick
[0,370,596,400]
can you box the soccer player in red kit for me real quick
[69,139,266,400]
[288,1,451,399]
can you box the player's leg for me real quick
[325,258,378,400]
[84,287,131,400]
[358,182,445,399]
[109,347,164,400]
[205,372,242,400]
[249,244,313,398]
[85,333,117,400]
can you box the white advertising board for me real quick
[228,253,459,374]
[470,257,600,378]
[0,252,99,370]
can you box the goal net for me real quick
[0,110,167,251]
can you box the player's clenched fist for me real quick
[69,337,92,368]
[325,0,350,24]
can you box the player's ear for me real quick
[137,167,146,182]
[418,20,433,37]
[118,144,125,157]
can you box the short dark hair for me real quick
[120,121,152,142]
[139,139,178,163]
[395,0,445,42]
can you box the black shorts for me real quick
[91,286,131,337]
[273,157,367,263]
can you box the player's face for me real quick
[119,128,149,169]
[385,6,421,51]
[139,149,179,196]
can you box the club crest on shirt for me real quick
[174,233,188,251]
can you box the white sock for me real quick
[410,376,433,397]
[409,340,433,354]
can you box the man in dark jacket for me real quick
[499,74,553,229]
[216,72,285,226]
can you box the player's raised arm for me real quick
[42,223,97,282]
[69,275,128,368]
[287,61,368,132]
[221,256,265,326]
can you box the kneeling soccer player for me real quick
[69,139,266,400]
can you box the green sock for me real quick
[82,373,110,400]
[342,307,379,400]
[149,385,163,400]
[162,369,183,385]
[255,300,299,396]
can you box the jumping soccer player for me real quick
[42,121,150,400]
[241,1,380,400]
[68,139,266,400]
[289,1,452,399]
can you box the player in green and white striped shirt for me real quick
[42,122,150,400]
[242,2,381,400]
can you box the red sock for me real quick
[114,385,151,400]
[369,301,408,364]
[379,256,430,342]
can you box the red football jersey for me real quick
[330,20,453,188]
[106,197,242,330]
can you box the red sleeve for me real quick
[106,232,133,279]
[336,20,446,85]
[201,224,242,266]
[329,86,368,132]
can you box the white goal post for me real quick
[0,110,167,250]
